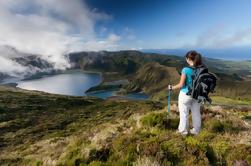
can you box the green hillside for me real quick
[69,51,184,81]
[69,51,251,79]
[0,86,250,166]
[69,51,251,101]
[124,62,180,95]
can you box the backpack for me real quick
[186,65,217,104]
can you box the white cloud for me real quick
[72,33,121,51]
[0,0,120,76]
[212,27,251,48]
[108,34,121,42]
[123,27,136,40]
[0,56,27,76]
[187,24,251,48]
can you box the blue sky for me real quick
[1,0,251,57]
[86,0,251,50]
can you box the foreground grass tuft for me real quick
[140,112,179,130]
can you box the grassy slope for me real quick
[0,86,161,165]
[204,58,251,76]
[120,61,251,102]
[124,62,180,95]
[0,86,250,166]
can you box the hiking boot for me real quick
[190,128,199,135]
[176,130,188,136]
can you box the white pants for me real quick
[178,91,201,134]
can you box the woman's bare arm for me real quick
[171,74,186,90]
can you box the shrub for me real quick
[209,120,225,133]
[35,161,43,166]
[0,106,5,113]
[63,148,83,166]
[196,130,216,142]
[226,144,251,166]
[211,140,230,165]
[134,130,157,140]
[133,156,160,166]
[208,119,244,133]
[185,136,209,152]
[141,112,165,128]
[88,148,110,163]
[138,138,160,156]
[141,112,179,130]
[222,120,244,133]
[160,138,185,164]
[185,136,216,165]
[110,135,138,164]
[88,161,104,166]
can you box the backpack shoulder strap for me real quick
[194,65,208,75]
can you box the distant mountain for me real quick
[69,50,251,78]
[69,50,143,75]
[142,47,251,61]
[0,73,10,82]
[68,50,183,76]
[13,55,54,69]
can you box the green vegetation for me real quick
[211,96,251,105]
[124,62,180,95]
[204,58,251,76]
[214,80,251,100]
[86,84,121,93]
[0,86,250,165]
[140,112,179,130]
[206,119,244,133]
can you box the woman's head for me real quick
[185,50,202,67]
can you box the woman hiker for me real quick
[168,50,203,136]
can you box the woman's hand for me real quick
[168,84,172,91]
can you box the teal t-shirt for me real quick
[180,67,194,94]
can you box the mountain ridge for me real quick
[1,49,251,100]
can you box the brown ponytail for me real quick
[185,50,202,67]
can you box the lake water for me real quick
[86,89,149,100]
[17,70,149,100]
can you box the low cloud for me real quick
[123,27,136,40]
[213,27,251,48]
[0,56,27,76]
[0,0,120,76]
[189,24,251,48]
[0,46,28,77]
